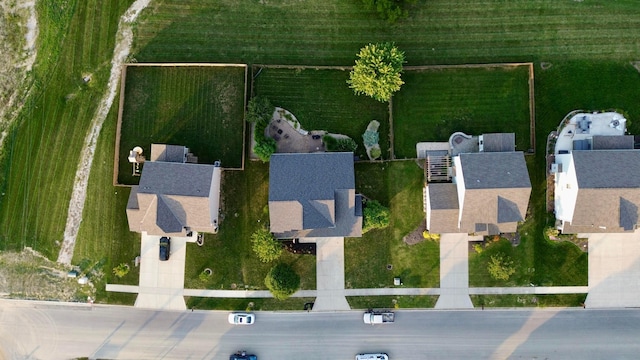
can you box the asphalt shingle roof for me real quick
[573,150,640,189]
[460,152,531,190]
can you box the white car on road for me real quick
[228,312,255,325]
[355,354,389,360]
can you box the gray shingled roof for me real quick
[482,133,515,152]
[269,152,354,201]
[138,162,213,197]
[573,150,640,188]
[428,184,459,210]
[269,152,361,237]
[592,135,634,150]
[460,152,531,190]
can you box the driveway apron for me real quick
[435,233,473,309]
[312,237,350,311]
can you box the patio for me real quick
[267,107,325,153]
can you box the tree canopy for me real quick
[363,199,391,233]
[264,263,300,300]
[251,227,282,263]
[347,42,405,102]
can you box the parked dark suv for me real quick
[159,237,171,261]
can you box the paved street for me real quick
[2,299,640,359]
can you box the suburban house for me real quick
[421,133,532,235]
[268,152,363,239]
[126,144,222,237]
[552,112,640,233]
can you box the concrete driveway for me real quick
[135,233,188,311]
[310,237,350,311]
[435,233,473,309]
[585,231,640,308]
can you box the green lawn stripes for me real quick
[117,65,246,185]
[393,65,531,158]
[134,0,640,65]
[253,67,389,159]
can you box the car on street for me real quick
[228,312,255,325]
[355,353,389,360]
[159,237,171,261]
[229,351,257,360]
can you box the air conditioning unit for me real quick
[550,163,562,173]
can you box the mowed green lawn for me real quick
[133,0,640,65]
[117,65,246,185]
[0,0,134,258]
[346,161,439,288]
[252,67,389,159]
[393,66,531,159]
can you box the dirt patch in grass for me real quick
[0,248,97,302]
[403,220,426,245]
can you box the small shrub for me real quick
[363,199,390,233]
[545,227,559,238]
[254,137,277,162]
[246,96,273,124]
[112,263,130,278]
[488,253,516,281]
[336,138,358,152]
[369,145,382,160]
[265,263,300,300]
[473,243,484,254]
[422,230,440,241]
[251,227,282,263]
[199,270,210,282]
[322,135,338,150]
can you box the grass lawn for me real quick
[186,297,316,311]
[117,65,246,185]
[252,67,390,159]
[0,0,134,258]
[393,65,531,159]
[348,296,438,309]
[471,294,587,308]
[134,1,640,65]
[346,161,439,288]
[183,161,316,292]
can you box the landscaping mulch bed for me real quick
[549,235,589,252]
[403,221,427,245]
[282,240,316,255]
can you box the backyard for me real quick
[252,67,390,160]
[393,65,532,158]
[117,65,246,185]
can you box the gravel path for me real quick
[57,0,152,264]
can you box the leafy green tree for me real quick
[348,43,405,102]
[361,0,415,23]
[253,137,277,162]
[264,263,300,300]
[487,253,516,281]
[246,96,273,124]
[251,227,282,263]
[363,199,390,233]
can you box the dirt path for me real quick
[57,0,152,264]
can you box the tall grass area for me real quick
[252,68,389,159]
[346,161,439,288]
[393,66,531,158]
[133,0,640,65]
[0,0,134,258]
[117,65,246,185]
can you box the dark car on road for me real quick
[229,351,257,360]
[159,237,171,261]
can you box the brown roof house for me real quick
[552,112,640,233]
[268,152,363,239]
[126,144,222,237]
[425,133,531,235]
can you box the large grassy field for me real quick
[133,0,640,65]
[117,65,246,185]
[393,65,531,158]
[0,0,134,258]
[252,67,389,159]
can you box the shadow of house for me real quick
[126,144,222,236]
[268,152,362,239]
[425,133,532,235]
